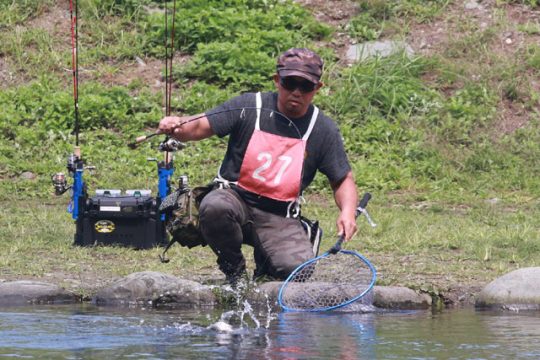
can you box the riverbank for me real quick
[1,1,539,311]
[1,197,538,309]
[0,271,434,311]
[3,267,540,312]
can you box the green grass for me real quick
[0,0,54,28]
[1,193,538,297]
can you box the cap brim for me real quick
[279,70,319,84]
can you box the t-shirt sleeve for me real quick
[317,122,351,183]
[206,93,254,138]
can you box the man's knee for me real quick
[200,190,229,218]
[271,250,312,279]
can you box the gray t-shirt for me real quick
[207,91,351,214]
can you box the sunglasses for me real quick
[279,77,317,93]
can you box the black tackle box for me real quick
[74,190,167,249]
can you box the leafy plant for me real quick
[0,0,54,28]
[320,53,439,123]
[347,12,384,42]
[144,0,331,91]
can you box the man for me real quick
[158,48,358,284]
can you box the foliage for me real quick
[144,0,331,90]
[0,0,539,203]
[181,40,277,92]
[347,0,449,41]
[0,0,54,28]
[144,0,331,54]
[433,83,498,145]
[498,0,539,7]
[525,44,540,71]
[80,0,154,18]
[172,81,237,114]
[320,54,440,122]
[0,78,161,136]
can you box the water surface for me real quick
[1,304,539,359]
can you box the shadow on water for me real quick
[1,301,540,359]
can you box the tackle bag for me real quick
[158,184,213,262]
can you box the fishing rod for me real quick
[52,0,184,250]
[70,0,80,147]
[129,1,177,152]
[128,107,303,149]
[155,0,178,202]
[52,0,87,221]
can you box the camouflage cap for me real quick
[276,48,323,84]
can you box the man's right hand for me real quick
[157,113,214,142]
[158,116,182,135]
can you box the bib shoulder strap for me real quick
[255,92,262,130]
[302,105,319,141]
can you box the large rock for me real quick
[373,286,431,309]
[0,281,79,305]
[346,40,414,62]
[93,271,217,308]
[476,267,540,311]
[256,282,431,310]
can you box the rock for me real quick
[465,1,479,10]
[20,171,36,180]
[0,281,79,305]
[135,56,146,66]
[476,267,540,311]
[93,271,217,308]
[346,40,414,63]
[254,282,279,302]
[256,282,431,310]
[373,286,432,309]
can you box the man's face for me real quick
[274,74,322,119]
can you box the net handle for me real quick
[329,192,372,254]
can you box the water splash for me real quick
[207,319,234,333]
[206,279,277,332]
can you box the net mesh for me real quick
[280,252,374,311]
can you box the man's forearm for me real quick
[332,171,358,214]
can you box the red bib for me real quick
[237,93,318,202]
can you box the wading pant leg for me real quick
[251,207,314,280]
[198,188,251,277]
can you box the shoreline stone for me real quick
[8,268,540,311]
[93,271,217,308]
[476,267,540,311]
[0,280,79,306]
[0,272,432,310]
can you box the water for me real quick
[1,304,540,359]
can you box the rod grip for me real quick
[135,135,148,143]
[128,132,158,149]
